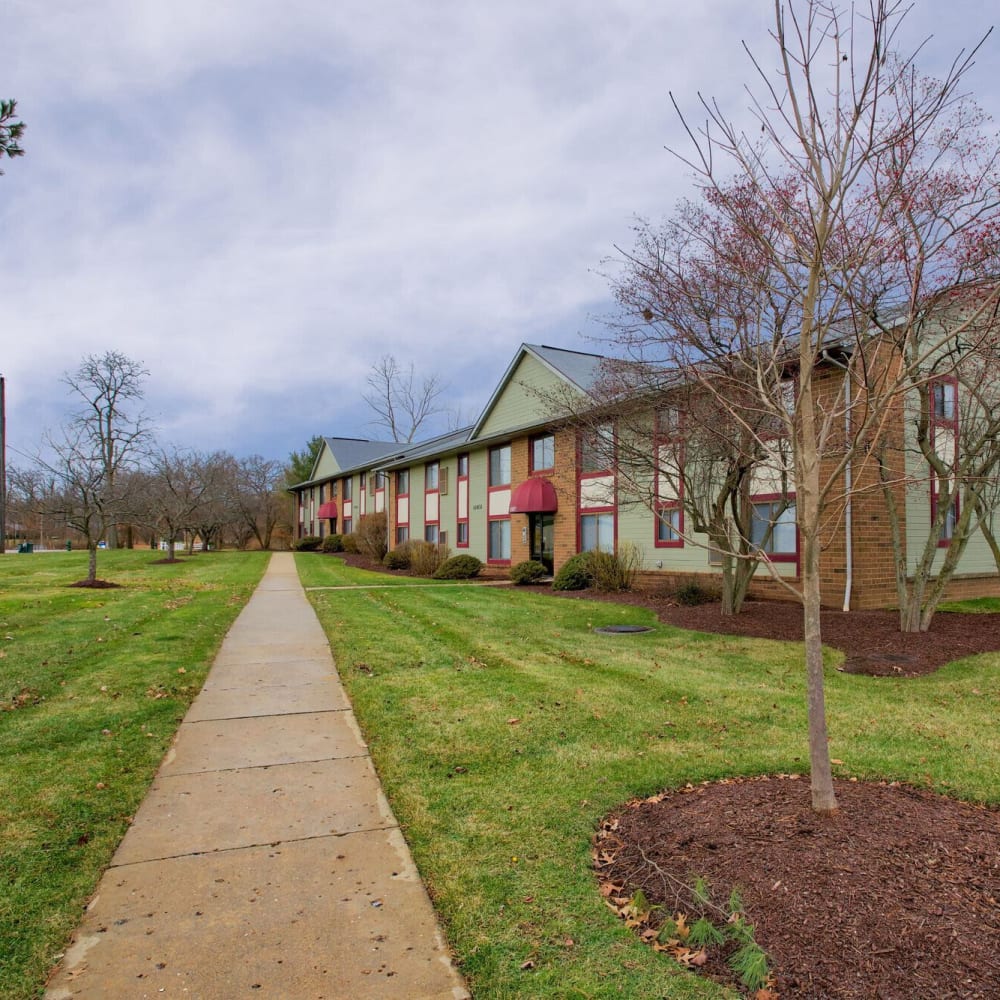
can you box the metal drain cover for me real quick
[594,625,655,635]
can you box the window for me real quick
[580,423,614,473]
[751,501,797,556]
[657,507,682,544]
[342,477,352,501]
[425,462,439,490]
[319,483,326,503]
[930,377,959,547]
[425,524,439,544]
[374,471,386,490]
[933,381,957,420]
[489,445,511,487]
[656,407,682,438]
[456,453,470,547]
[360,471,367,489]
[342,517,353,535]
[530,434,555,472]
[396,525,409,544]
[488,519,511,561]
[581,512,614,553]
[397,469,409,494]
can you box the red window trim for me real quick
[751,492,799,568]
[488,444,512,488]
[456,453,469,548]
[529,433,555,475]
[929,376,959,548]
[486,514,511,566]
[424,461,440,537]
[654,433,684,549]
[577,509,618,555]
[395,469,409,540]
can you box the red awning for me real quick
[509,477,558,514]
[317,501,338,519]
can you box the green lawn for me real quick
[299,554,1000,999]
[0,549,268,1000]
[295,551,454,588]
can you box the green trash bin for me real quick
[65,540,72,551]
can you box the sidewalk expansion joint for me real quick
[181,708,349,724]
[157,752,371,777]
[108,825,401,868]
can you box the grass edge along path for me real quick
[297,553,1000,999]
[0,550,269,1000]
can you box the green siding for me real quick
[476,354,579,439]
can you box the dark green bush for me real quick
[321,534,344,553]
[433,554,483,580]
[510,560,547,585]
[552,552,594,591]
[294,535,322,552]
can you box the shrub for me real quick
[675,578,714,606]
[510,560,547,585]
[552,552,594,591]
[294,535,321,552]
[587,542,645,592]
[341,533,359,553]
[321,534,343,553]
[433,555,483,580]
[356,512,388,561]
[409,541,451,576]
[383,548,410,570]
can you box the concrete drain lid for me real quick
[594,625,655,635]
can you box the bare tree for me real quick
[62,351,153,548]
[143,447,229,560]
[19,425,130,584]
[363,355,447,442]
[607,0,1000,813]
[232,455,289,550]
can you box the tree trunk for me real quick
[802,526,838,814]
[87,544,98,584]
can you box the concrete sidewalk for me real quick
[46,552,469,1000]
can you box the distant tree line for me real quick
[6,351,293,584]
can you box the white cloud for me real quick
[2,0,997,462]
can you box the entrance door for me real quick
[529,513,555,573]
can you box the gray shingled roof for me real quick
[525,344,607,394]
[321,437,400,474]
[373,426,474,470]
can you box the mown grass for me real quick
[299,554,1000,999]
[0,550,268,1000]
[295,551,454,588]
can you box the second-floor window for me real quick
[489,445,511,487]
[530,434,555,472]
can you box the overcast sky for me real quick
[3,1,997,467]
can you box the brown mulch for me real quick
[67,579,121,589]
[598,776,1000,999]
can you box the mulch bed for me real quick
[597,776,1000,999]
[577,594,1000,997]
[67,579,121,589]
